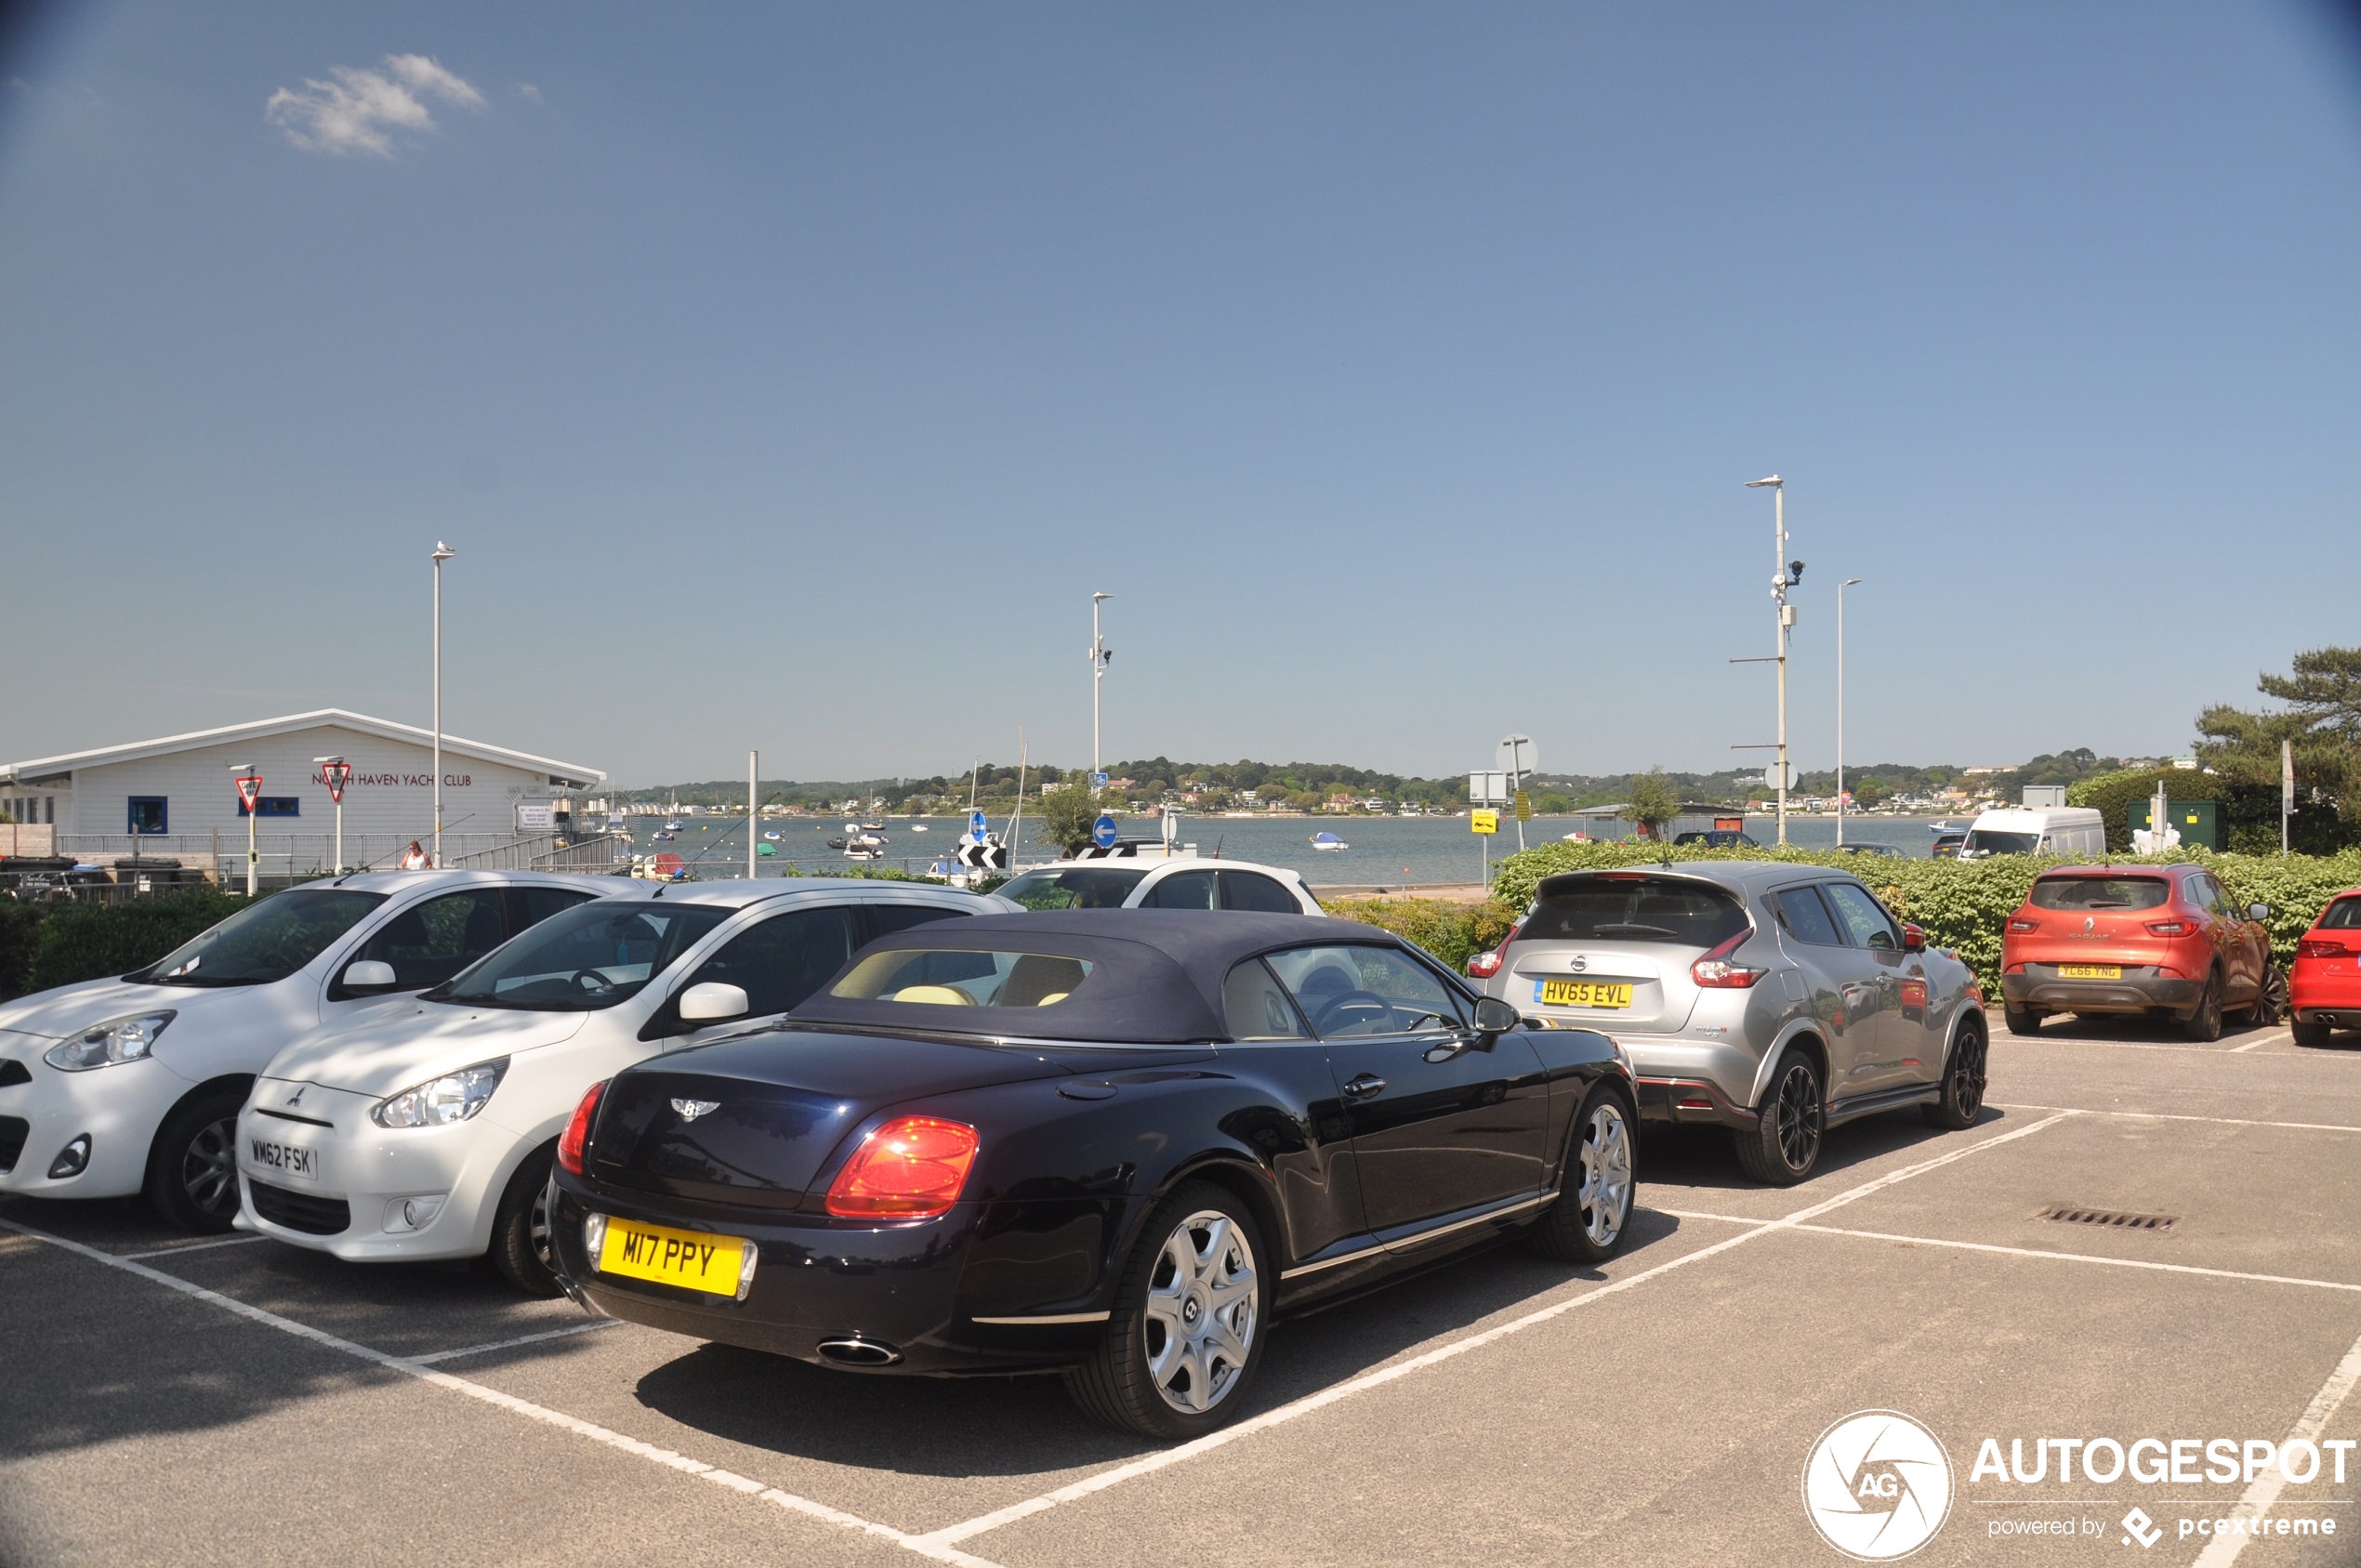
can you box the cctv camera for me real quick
[1787,560,1805,584]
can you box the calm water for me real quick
[613,811,1962,886]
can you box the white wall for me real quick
[64,723,568,844]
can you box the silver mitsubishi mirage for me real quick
[1468,863,1988,1184]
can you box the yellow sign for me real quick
[1514,791,1532,822]
[1471,810,1499,835]
[598,1218,746,1297]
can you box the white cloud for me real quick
[513,82,544,105]
[266,53,483,158]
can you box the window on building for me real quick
[237,797,301,817]
[128,797,168,835]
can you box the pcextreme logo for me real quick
[1803,1410,1956,1561]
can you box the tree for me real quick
[1620,769,1680,840]
[1852,776,1890,809]
[1035,783,1105,856]
[2196,647,2361,814]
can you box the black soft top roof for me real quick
[785,908,1399,1044]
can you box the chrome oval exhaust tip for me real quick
[816,1337,902,1367]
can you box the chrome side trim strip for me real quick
[971,1311,1112,1325]
[1279,1193,1553,1281]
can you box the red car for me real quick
[2289,889,2361,1048]
[1999,865,2279,1041]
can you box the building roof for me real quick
[2,709,604,788]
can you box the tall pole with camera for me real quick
[1746,477,1800,846]
[431,542,455,867]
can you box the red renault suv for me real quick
[2289,889,2361,1048]
[2000,865,2278,1041]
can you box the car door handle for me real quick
[1343,1073,1387,1100]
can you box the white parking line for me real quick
[2230,1030,2292,1054]
[2190,1322,2361,1567]
[902,1111,2079,1556]
[1993,1102,2361,1134]
[0,1218,1005,1568]
[118,1234,274,1261]
[410,1317,620,1364]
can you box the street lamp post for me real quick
[431,542,455,867]
[314,755,351,873]
[1836,579,1864,846]
[1089,592,1114,782]
[748,749,758,881]
[1745,477,1797,846]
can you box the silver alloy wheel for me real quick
[1576,1100,1633,1247]
[181,1113,240,1219]
[529,1180,553,1269]
[1143,1208,1259,1415]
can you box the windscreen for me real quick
[996,867,1145,910]
[2030,876,2170,911]
[432,901,729,1010]
[1962,830,2040,857]
[138,889,389,986]
[2317,898,2361,930]
[829,949,1095,1008]
[1522,876,1749,948]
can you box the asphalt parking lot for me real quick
[6,1011,2359,1567]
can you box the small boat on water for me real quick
[663,819,682,833]
[1310,831,1349,852]
[909,824,929,833]
[762,830,781,841]
[826,822,888,860]
[653,830,677,841]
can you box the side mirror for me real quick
[342,959,399,991]
[1472,995,1521,1034]
[1902,924,1927,953]
[2249,903,2270,922]
[678,982,749,1022]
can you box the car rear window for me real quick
[1522,876,1749,948]
[2317,898,2361,930]
[2029,876,2171,911]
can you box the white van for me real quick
[1959,806,2106,859]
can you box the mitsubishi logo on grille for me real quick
[1569,955,1589,972]
[671,1098,719,1122]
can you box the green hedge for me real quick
[1488,839,2361,994]
[2070,768,2354,855]
[1325,897,1517,972]
[0,890,250,1002]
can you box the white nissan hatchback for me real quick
[0,872,635,1231]
[236,878,1011,1293]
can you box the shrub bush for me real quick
[15,890,249,999]
[1487,839,2361,994]
[1325,897,1517,972]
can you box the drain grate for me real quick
[2036,1204,2177,1232]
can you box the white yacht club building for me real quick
[2,710,604,871]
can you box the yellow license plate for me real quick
[1537,978,1633,1008]
[597,1217,746,1296]
[2056,964,2122,980]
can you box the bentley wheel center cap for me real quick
[1183,1296,1203,1324]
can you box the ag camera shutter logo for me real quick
[1802,1410,1954,1560]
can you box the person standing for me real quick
[399,839,430,870]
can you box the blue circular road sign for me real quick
[1091,814,1119,850]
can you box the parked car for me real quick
[1834,843,1902,858]
[1468,863,1986,1185]
[236,879,1011,1294]
[1931,828,1969,860]
[0,872,636,1231]
[2284,889,2360,1048]
[996,858,1320,915]
[547,909,1635,1438]
[1672,830,1760,850]
[1998,866,2277,1040]
[1959,806,2106,859]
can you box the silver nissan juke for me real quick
[1469,863,1988,1184]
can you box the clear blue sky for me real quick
[6,2,2359,787]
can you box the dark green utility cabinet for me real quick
[2129,797,2217,850]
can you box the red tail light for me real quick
[2145,920,2189,936]
[1468,921,1522,980]
[2007,916,2039,934]
[557,1080,607,1175]
[1691,929,1767,989]
[2299,937,2353,959]
[825,1116,980,1219]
